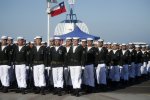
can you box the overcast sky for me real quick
[0,0,150,43]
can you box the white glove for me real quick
[48,67,51,70]
[64,67,68,70]
[82,66,85,70]
[26,66,29,70]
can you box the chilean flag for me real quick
[50,2,66,17]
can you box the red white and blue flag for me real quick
[50,2,66,17]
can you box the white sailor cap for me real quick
[8,36,13,40]
[135,45,140,48]
[49,37,54,40]
[87,38,93,41]
[146,45,149,47]
[34,37,36,40]
[1,36,8,40]
[107,42,111,45]
[122,43,126,46]
[66,37,72,40]
[14,41,17,44]
[141,45,146,48]
[128,43,133,45]
[17,36,24,40]
[103,42,107,45]
[73,37,80,40]
[54,37,61,40]
[41,41,45,44]
[35,36,42,39]
[26,41,29,44]
[30,41,34,44]
[81,39,87,42]
[112,42,118,45]
[98,39,104,42]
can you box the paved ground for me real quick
[0,80,150,100]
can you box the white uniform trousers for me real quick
[0,65,10,87]
[147,61,150,73]
[96,64,107,85]
[69,66,82,89]
[120,65,129,81]
[141,62,147,75]
[33,64,46,87]
[135,63,142,77]
[15,64,27,88]
[52,67,64,88]
[129,62,135,78]
[64,67,72,86]
[111,65,120,82]
[83,64,95,87]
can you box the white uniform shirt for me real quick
[36,46,41,51]
[55,46,60,51]
[18,46,23,51]
[1,46,6,51]
[73,46,78,53]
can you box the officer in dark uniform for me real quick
[0,36,12,93]
[67,37,85,97]
[95,39,108,91]
[30,36,47,95]
[48,37,66,96]
[109,43,121,88]
[141,45,149,79]
[128,43,137,83]
[83,38,97,93]
[135,45,143,81]
[120,44,131,85]
[13,37,29,94]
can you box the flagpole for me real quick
[47,2,50,46]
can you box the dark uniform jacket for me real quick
[109,49,121,66]
[66,45,85,66]
[84,46,97,66]
[30,45,47,67]
[120,50,131,65]
[48,46,66,67]
[141,51,149,63]
[13,45,29,66]
[135,51,143,64]
[0,45,12,66]
[95,47,108,65]
[129,49,137,63]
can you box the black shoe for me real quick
[3,87,8,93]
[16,88,21,93]
[58,88,62,96]
[41,87,45,95]
[34,87,40,94]
[75,89,80,97]
[53,88,58,95]
[71,89,76,96]
[21,88,27,94]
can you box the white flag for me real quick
[68,0,76,5]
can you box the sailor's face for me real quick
[66,40,72,46]
[55,39,60,46]
[17,39,24,46]
[7,39,13,45]
[98,42,103,47]
[36,38,42,45]
[122,45,126,50]
[73,39,79,46]
[1,39,7,45]
[87,40,93,46]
